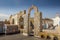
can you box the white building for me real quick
[52,14,60,26]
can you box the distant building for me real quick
[29,18,53,29]
[42,18,53,29]
[52,14,60,26]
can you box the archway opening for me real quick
[29,9,35,36]
[30,9,34,18]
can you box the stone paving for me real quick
[0,33,47,40]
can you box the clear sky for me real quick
[0,0,60,20]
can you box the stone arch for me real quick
[28,5,39,29]
[23,5,42,36]
[28,5,39,36]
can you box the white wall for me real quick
[52,16,60,26]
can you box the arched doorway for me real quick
[28,5,38,36]
[28,5,42,36]
[29,10,34,36]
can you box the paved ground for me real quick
[0,33,49,40]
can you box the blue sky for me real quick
[0,0,60,20]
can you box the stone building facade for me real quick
[42,18,53,29]
[9,10,26,32]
